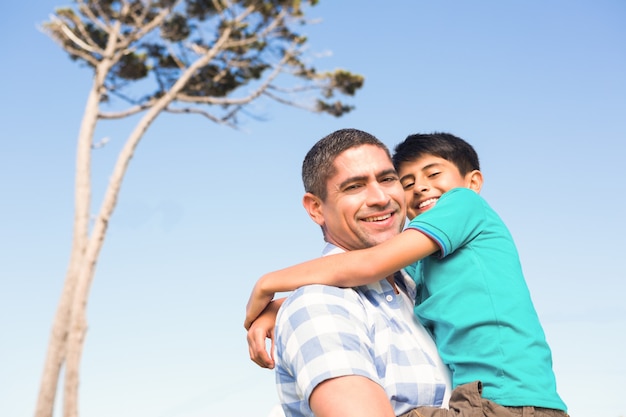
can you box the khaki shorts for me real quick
[399,381,569,417]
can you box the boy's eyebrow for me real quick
[399,173,414,182]
[399,162,443,182]
[421,162,444,171]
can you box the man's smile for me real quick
[362,212,393,222]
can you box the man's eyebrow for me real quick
[379,168,399,178]
[337,169,398,189]
[338,175,368,189]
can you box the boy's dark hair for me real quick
[302,128,391,201]
[392,132,480,175]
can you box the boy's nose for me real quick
[414,183,429,193]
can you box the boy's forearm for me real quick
[260,230,442,295]
[246,297,286,369]
[260,251,381,293]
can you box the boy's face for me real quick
[398,154,478,220]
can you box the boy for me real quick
[245,133,568,416]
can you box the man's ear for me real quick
[302,192,325,227]
[466,170,484,193]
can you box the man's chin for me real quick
[365,230,400,247]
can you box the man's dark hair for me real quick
[302,128,391,201]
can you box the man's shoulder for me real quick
[281,284,363,311]
[276,284,369,329]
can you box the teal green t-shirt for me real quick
[407,187,566,410]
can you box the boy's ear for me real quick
[466,170,484,193]
[302,192,325,227]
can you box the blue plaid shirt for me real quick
[274,243,451,417]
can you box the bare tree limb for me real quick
[175,46,293,105]
[98,101,155,119]
[59,20,100,53]
[77,0,109,33]
[164,106,238,127]
[262,88,316,111]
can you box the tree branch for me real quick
[262,89,316,111]
[175,45,293,105]
[117,1,181,51]
[77,0,109,33]
[98,102,155,119]
[58,20,100,53]
[164,106,238,127]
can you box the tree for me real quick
[35,1,363,416]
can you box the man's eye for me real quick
[381,176,398,183]
[345,184,362,191]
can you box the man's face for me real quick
[398,154,474,220]
[313,144,406,250]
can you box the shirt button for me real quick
[386,295,393,302]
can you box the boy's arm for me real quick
[244,229,438,328]
[246,298,285,369]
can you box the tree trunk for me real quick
[41,24,228,417]
[61,80,178,417]
[34,80,99,417]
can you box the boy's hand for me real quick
[244,276,275,330]
[246,299,284,369]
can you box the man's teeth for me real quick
[363,213,391,222]
[418,198,438,209]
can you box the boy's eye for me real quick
[401,181,415,190]
[428,171,441,178]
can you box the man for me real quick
[245,129,451,417]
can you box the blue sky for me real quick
[1,1,625,417]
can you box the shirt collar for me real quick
[320,242,417,301]
[321,242,344,257]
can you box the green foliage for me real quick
[315,100,354,117]
[160,13,190,41]
[42,0,364,120]
[185,0,219,21]
[330,70,364,96]
[115,53,148,80]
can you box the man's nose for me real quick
[367,183,390,206]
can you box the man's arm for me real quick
[274,285,401,417]
[244,229,438,328]
[310,375,396,417]
[246,298,285,368]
